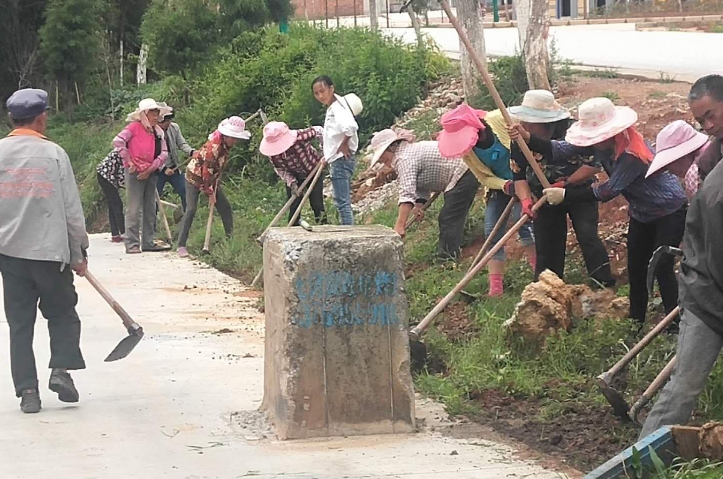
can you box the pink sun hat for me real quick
[565,97,638,147]
[646,120,710,177]
[260,121,298,156]
[437,104,487,158]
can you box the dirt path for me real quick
[0,234,574,479]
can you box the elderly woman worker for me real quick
[543,98,688,325]
[508,90,615,287]
[113,98,170,254]
[176,117,250,258]
[646,120,711,199]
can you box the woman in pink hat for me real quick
[541,97,688,327]
[176,116,250,258]
[646,120,711,199]
[260,121,327,225]
[438,103,535,297]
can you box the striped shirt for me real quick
[393,141,468,204]
[269,127,323,186]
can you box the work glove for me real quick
[503,180,515,196]
[521,198,536,220]
[543,187,566,205]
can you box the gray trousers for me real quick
[639,308,723,439]
[177,180,233,248]
[124,169,158,250]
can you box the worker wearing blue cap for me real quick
[0,88,89,414]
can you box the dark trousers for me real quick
[438,170,480,259]
[286,173,327,226]
[627,206,687,322]
[157,170,187,211]
[533,201,614,285]
[0,255,85,397]
[177,180,233,248]
[97,173,125,237]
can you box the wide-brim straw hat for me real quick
[566,97,638,147]
[126,98,172,122]
[260,121,298,156]
[509,90,570,124]
[647,120,710,177]
[437,104,487,158]
[218,116,251,140]
[341,93,363,116]
[369,129,416,167]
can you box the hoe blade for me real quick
[105,327,144,362]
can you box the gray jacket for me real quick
[679,154,723,337]
[0,133,89,268]
[164,122,194,169]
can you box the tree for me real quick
[217,0,293,38]
[140,0,218,79]
[456,0,487,100]
[39,0,104,106]
[515,0,551,90]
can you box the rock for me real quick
[573,287,630,321]
[504,271,574,344]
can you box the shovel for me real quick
[85,271,144,362]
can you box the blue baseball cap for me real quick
[6,88,50,120]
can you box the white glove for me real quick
[543,187,566,205]
[313,126,324,137]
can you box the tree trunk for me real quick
[369,0,378,31]
[407,7,424,49]
[456,0,487,101]
[515,0,551,90]
[137,43,149,85]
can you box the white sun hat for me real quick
[217,116,251,140]
[566,97,638,147]
[126,98,172,122]
[369,129,415,167]
[509,90,570,124]
[341,93,363,116]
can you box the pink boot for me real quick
[488,273,504,297]
[528,254,537,274]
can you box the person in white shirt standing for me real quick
[312,75,361,226]
[0,89,90,414]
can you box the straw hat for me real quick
[218,116,251,140]
[646,120,710,177]
[565,98,638,147]
[341,93,363,116]
[369,129,415,166]
[260,121,298,156]
[509,90,570,124]
[126,98,172,122]
[437,104,487,158]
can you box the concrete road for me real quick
[384,23,723,83]
[0,235,570,479]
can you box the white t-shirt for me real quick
[323,94,359,163]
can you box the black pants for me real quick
[286,173,327,226]
[97,173,125,237]
[0,255,85,397]
[177,180,234,248]
[533,201,614,285]
[627,206,687,322]
[438,170,480,259]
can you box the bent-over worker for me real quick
[0,89,89,413]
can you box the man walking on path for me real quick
[0,89,89,414]
[640,75,723,438]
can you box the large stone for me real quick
[261,225,416,440]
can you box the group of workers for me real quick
[1,69,723,445]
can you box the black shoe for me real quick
[20,389,41,414]
[49,370,79,403]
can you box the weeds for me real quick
[648,90,667,99]
[602,91,621,102]
[659,72,677,84]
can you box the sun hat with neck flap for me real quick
[437,104,487,158]
[565,97,638,147]
[126,98,172,122]
[646,120,710,177]
[509,90,570,124]
[369,129,416,167]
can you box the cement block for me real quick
[261,225,416,440]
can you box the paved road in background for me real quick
[0,235,569,479]
[384,23,723,83]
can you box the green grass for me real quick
[649,90,668,99]
[579,68,620,79]
[602,90,621,102]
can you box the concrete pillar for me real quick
[261,225,416,440]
